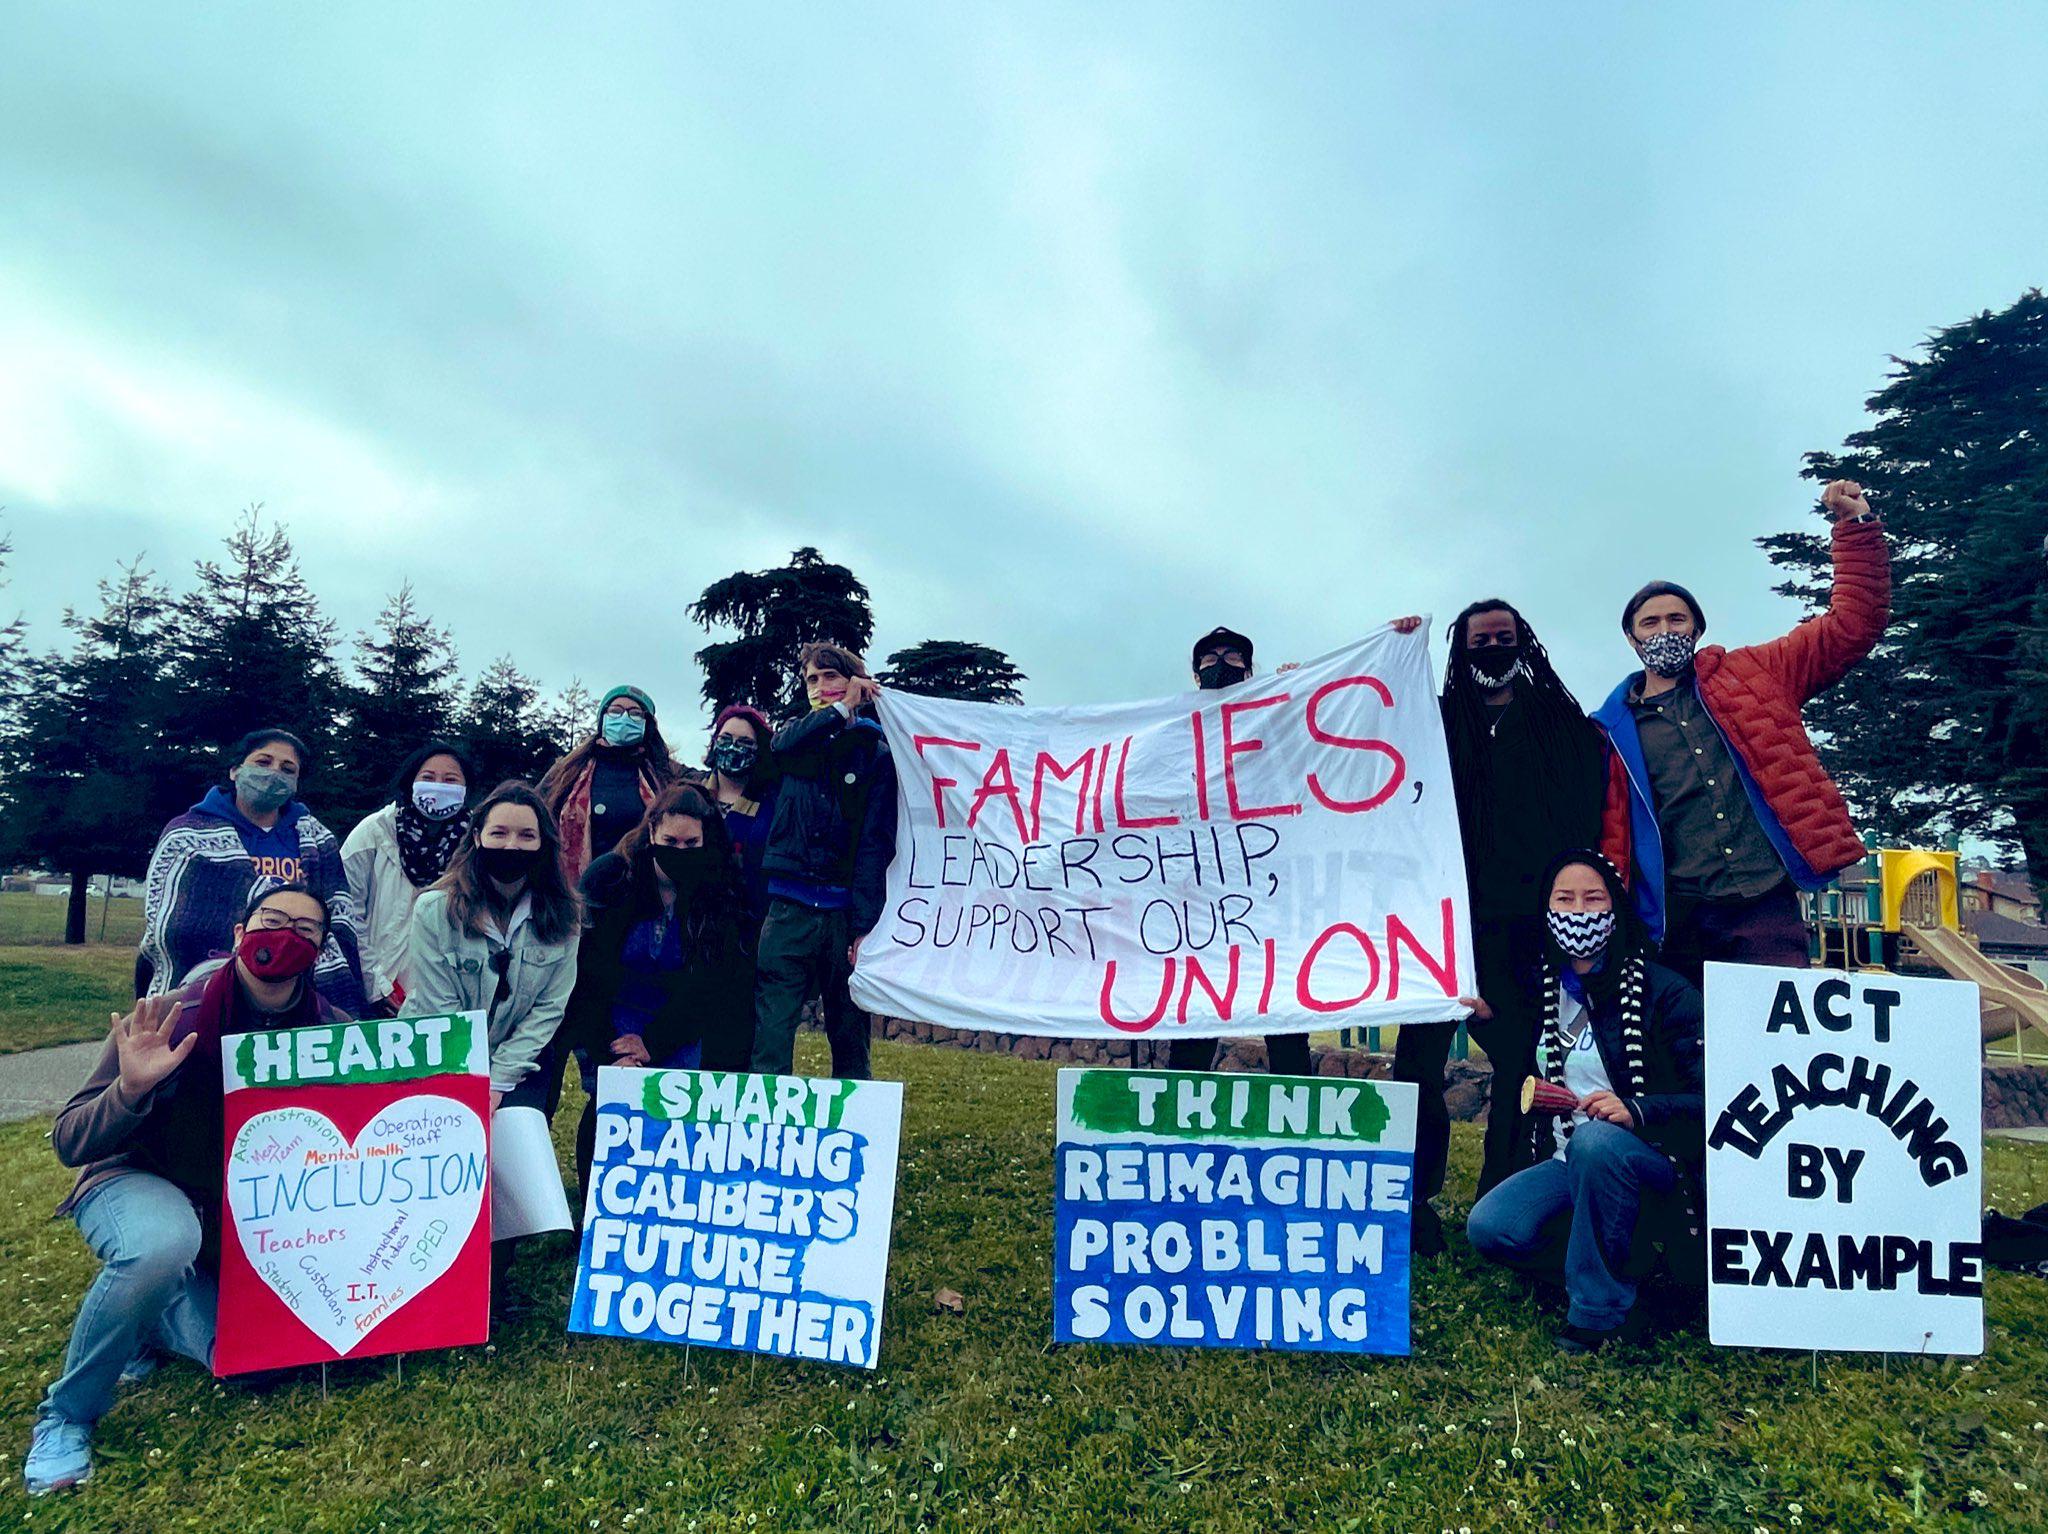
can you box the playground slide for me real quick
[1903,923,2048,1045]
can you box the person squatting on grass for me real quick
[1595,479,1889,990]
[751,643,897,1081]
[537,684,683,889]
[138,727,367,1016]
[341,739,473,1017]
[563,781,758,1201]
[1466,850,1705,1355]
[1393,603,1608,1255]
[28,884,346,1496]
[404,781,581,1296]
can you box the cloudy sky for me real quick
[3,3,2044,749]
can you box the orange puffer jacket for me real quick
[1595,515,1890,936]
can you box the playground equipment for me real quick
[1859,847,2048,1054]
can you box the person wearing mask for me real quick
[406,782,581,1293]
[754,644,897,1080]
[1595,480,1890,989]
[27,884,345,1496]
[538,685,681,887]
[1167,626,1313,1078]
[1392,603,1607,1254]
[138,728,366,1015]
[563,782,757,1197]
[1466,851,1704,1354]
[341,741,471,1017]
[704,704,780,933]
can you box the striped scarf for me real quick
[1537,952,1649,1151]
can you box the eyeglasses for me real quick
[252,908,326,942]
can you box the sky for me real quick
[3,2,2046,753]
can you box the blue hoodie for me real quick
[193,784,310,883]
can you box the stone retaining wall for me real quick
[872,1016,2048,1130]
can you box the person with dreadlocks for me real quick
[1465,850,1704,1354]
[1390,602,1606,1255]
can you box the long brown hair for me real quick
[434,780,580,945]
[614,781,750,958]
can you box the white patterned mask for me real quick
[1546,907,1615,960]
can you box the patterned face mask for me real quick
[1546,907,1615,960]
[1469,651,1527,690]
[1638,631,1697,678]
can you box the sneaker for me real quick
[1555,1311,1647,1356]
[24,1417,93,1496]
[119,1349,158,1385]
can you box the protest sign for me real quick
[1054,1068,1417,1354]
[570,1067,903,1369]
[216,1011,492,1375]
[850,625,1472,1042]
[1704,963,1984,1355]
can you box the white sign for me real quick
[1704,963,1984,1355]
[851,627,1472,1040]
[569,1068,904,1370]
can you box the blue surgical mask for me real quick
[602,713,647,747]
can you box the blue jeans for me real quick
[40,1173,217,1426]
[1467,1121,1675,1330]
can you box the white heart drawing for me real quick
[227,1093,488,1357]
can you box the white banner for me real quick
[850,626,1472,1039]
[1704,963,1984,1355]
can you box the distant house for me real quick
[1963,867,2040,924]
[1963,908,2048,981]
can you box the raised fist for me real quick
[1821,479,1872,523]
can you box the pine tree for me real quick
[0,560,178,941]
[330,583,460,830]
[161,506,343,798]
[1760,289,2048,874]
[689,548,875,714]
[538,679,597,761]
[880,639,1027,703]
[461,655,561,790]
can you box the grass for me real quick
[0,950,135,1055]
[0,1031,2037,1532]
[0,892,145,950]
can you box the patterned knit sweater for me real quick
[138,787,367,1015]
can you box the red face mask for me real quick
[237,926,320,980]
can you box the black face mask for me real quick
[1197,660,1251,691]
[652,844,718,896]
[476,845,541,885]
[1469,648,1522,690]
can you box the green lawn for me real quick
[0,1029,2042,1532]
[0,891,144,949]
[0,948,134,1054]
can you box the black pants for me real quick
[1656,881,1809,993]
[1164,1034,1313,1076]
[1392,913,1541,1208]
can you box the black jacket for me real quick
[761,706,897,934]
[1550,959,1705,1165]
[561,852,756,1073]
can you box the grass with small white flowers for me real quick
[0,996,2043,1530]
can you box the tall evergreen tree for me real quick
[0,530,25,720]
[461,655,561,789]
[0,561,178,941]
[538,679,597,761]
[689,547,874,714]
[1760,289,2048,873]
[880,639,1027,703]
[161,506,343,795]
[331,583,460,830]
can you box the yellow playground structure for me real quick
[1807,847,2048,1055]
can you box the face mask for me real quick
[411,780,466,820]
[602,713,647,747]
[1196,661,1251,691]
[1469,650,1524,690]
[709,737,758,777]
[652,844,718,893]
[1638,631,1698,679]
[237,925,320,980]
[235,765,295,813]
[1546,907,1616,960]
[477,845,540,884]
